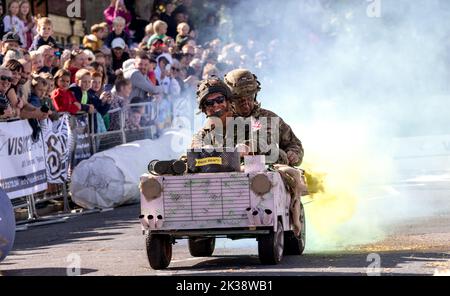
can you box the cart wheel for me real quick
[188,237,216,257]
[284,202,306,255]
[146,233,172,270]
[258,219,284,265]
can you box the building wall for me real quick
[4,0,155,47]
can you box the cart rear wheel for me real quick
[188,237,216,257]
[258,219,284,265]
[284,202,306,255]
[146,233,172,270]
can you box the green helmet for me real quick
[196,77,232,110]
[224,69,261,99]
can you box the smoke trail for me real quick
[221,0,450,251]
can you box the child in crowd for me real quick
[176,22,190,50]
[18,0,37,49]
[28,74,47,108]
[141,23,154,47]
[29,50,43,73]
[51,69,89,115]
[29,17,57,51]
[103,0,131,34]
[3,0,26,48]
[83,24,107,52]
[38,71,59,121]
[105,16,131,49]
[147,20,168,48]
[108,76,131,131]
[126,96,145,130]
[69,69,111,133]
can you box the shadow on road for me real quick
[166,251,449,276]
[11,204,140,252]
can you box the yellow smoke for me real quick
[299,121,387,251]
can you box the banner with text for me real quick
[41,114,71,184]
[0,120,47,199]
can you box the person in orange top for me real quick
[50,69,90,114]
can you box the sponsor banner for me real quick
[41,114,71,184]
[0,120,47,199]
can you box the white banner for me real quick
[0,120,47,199]
[41,114,71,184]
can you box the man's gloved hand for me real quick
[287,150,299,166]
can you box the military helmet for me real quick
[224,69,261,99]
[196,76,232,110]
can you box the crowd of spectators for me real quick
[0,0,275,137]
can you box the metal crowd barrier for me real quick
[89,101,160,154]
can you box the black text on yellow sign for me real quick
[195,157,222,167]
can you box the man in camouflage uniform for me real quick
[224,68,305,236]
[190,77,235,149]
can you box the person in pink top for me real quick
[103,0,132,34]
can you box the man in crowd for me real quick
[0,32,21,65]
[37,45,56,74]
[123,51,163,101]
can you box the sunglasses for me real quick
[204,96,226,107]
[0,75,12,82]
[172,68,180,72]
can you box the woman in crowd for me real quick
[64,49,89,83]
[3,59,25,118]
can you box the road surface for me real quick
[1,202,449,276]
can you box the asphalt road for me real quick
[1,202,449,276]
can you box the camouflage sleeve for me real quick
[278,117,304,166]
[190,129,206,149]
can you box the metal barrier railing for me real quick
[89,101,160,154]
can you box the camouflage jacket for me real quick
[191,117,234,150]
[247,104,304,166]
[190,104,304,166]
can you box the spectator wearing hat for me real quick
[0,32,23,65]
[149,38,167,57]
[105,16,131,49]
[111,38,130,71]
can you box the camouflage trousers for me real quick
[273,164,306,236]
